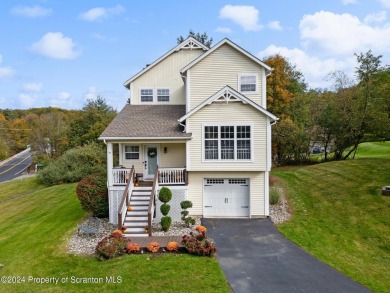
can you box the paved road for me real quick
[0,150,32,183]
[202,218,371,293]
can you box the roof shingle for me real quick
[99,105,191,139]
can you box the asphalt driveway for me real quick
[202,218,371,293]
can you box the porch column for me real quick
[107,142,113,187]
[118,143,123,166]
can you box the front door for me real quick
[144,145,159,179]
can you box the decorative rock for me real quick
[269,187,291,224]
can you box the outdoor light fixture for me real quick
[164,147,167,153]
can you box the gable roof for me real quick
[178,86,278,123]
[99,105,192,140]
[180,38,272,74]
[123,37,208,89]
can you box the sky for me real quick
[0,0,389,110]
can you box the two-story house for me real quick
[99,37,278,236]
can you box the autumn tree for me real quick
[177,30,213,48]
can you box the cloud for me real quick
[84,86,97,101]
[379,0,390,8]
[364,11,387,23]
[215,26,233,34]
[30,32,81,59]
[22,82,43,93]
[220,5,262,31]
[258,45,356,88]
[79,5,125,22]
[0,54,16,79]
[11,5,52,18]
[49,91,73,108]
[267,21,283,31]
[342,0,357,4]
[300,11,390,55]
[19,93,37,109]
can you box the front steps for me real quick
[123,186,152,237]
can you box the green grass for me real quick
[0,178,229,293]
[272,142,390,293]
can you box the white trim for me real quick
[99,136,192,141]
[178,86,278,123]
[139,88,154,103]
[123,144,141,162]
[118,143,123,165]
[186,140,191,170]
[185,69,191,114]
[201,123,254,163]
[124,37,208,88]
[264,171,269,216]
[238,73,258,94]
[261,68,267,108]
[107,143,113,187]
[144,144,160,179]
[181,38,272,74]
[266,117,272,171]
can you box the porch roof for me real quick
[99,105,192,140]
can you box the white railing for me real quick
[112,168,131,185]
[117,167,134,229]
[159,168,186,185]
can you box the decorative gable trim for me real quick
[178,86,278,123]
[123,37,208,89]
[180,38,272,74]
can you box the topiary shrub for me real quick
[158,187,172,203]
[180,200,195,226]
[160,203,170,216]
[161,216,172,232]
[159,187,172,231]
[76,172,109,217]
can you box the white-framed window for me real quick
[203,125,251,161]
[238,74,258,93]
[140,88,153,102]
[157,88,170,102]
[124,145,140,160]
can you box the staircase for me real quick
[122,186,152,237]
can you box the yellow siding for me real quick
[131,49,203,105]
[188,171,265,216]
[120,143,186,172]
[187,102,267,171]
[189,44,265,109]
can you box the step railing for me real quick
[147,165,159,236]
[113,168,131,185]
[159,168,187,185]
[117,166,134,230]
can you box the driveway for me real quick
[202,218,371,293]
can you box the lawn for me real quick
[272,141,390,293]
[0,178,229,293]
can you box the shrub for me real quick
[160,203,170,216]
[126,243,140,253]
[166,241,179,251]
[147,241,160,253]
[96,235,128,260]
[161,216,172,232]
[270,186,281,205]
[76,172,109,217]
[158,187,172,203]
[180,200,195,227]
[37,142,106,185]
[181,229,216,257]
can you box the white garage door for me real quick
[204,178,249,217]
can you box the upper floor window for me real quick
[124,145,140,160]
[239,74,257,93]
[157,88,170,102]
[140,89,153,102]
[204,125,251,161]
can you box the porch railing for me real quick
[117,166,134,230]
[113,168,131,186]
[148,165,159,236]
[159,168,187,185]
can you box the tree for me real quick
[67,96,116,148]
[177,30,213,48]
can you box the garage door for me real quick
[204,178,249,217]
